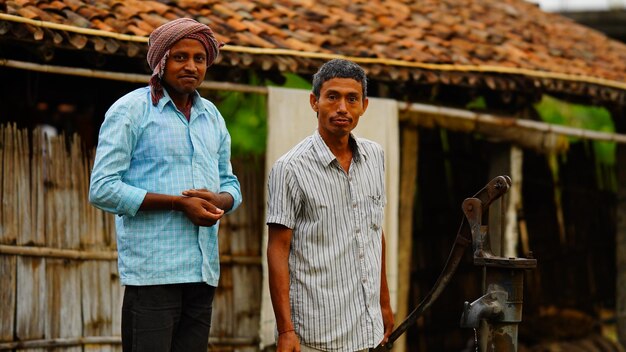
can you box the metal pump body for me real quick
[459,177,536,352]
[370,176,535,352]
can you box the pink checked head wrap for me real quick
[147,18,224,105]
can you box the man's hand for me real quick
[276,330,300,352]
[268,224,298,352]
[176,196,224,227]
[182,188,233,212]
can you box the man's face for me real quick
[310,77,369,139]
[162,38,207,98]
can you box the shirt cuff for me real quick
[266,215,294,229]
[117,185,147,217]
[220,186,242,214]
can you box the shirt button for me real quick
[352,202,357,208]
[356,228,360,233]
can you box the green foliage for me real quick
[534,95,615,164]
[534,95,616,191]
[218,90,267,156]
[216,73,311,157]
[465,96,487,110]
[273,73,313,90]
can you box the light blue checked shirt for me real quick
[89,86,241,287]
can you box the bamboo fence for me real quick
[0,124,264,351]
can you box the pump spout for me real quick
[460,291,506,328]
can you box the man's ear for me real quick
[310,93,319,112]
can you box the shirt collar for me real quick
[312,130,366,167]
[156,89,207,118]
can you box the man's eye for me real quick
[173,55,185,61]
[195,56,207,63]
[348,97,358,103]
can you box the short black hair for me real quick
[312,59,367,100]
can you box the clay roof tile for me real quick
[235,31,276,48]
[211,3,243,20]
[62,0,85,12]
[141,0,170,15]
[17,6,41,19]
[91,18,116,32]
[47,1,70,11]
[3,0,626,101]
[133,18,155,33]
[14,0,35,7]
[62,9,91,28]
[138,13,169,29]
[125,23,149,36]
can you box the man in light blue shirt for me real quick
[89,18,241,352]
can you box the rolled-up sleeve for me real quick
[89,106,146,216]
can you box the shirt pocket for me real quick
[367,194,384,233]
[134,121,191,159]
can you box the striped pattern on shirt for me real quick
[267,130,386,351]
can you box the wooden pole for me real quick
[0,126,16,343]
[32,128,45,245]
[394,125,420,352]
[616,142,626,347]
[2,124,17,244]
[0,126,15,341]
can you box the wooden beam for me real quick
[4,59,626,147]
[0,59,268,94]
[0,336,258,349]
[0,245,262,265]
[399,102,626,152]
[0,244,115,260]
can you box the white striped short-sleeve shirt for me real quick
[267,130,386,351]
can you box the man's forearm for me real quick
[268,267,293,332]
[267,225,294,332]
[140,193,182,211]
[380,232,391,307]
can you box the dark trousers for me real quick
[121,283,216,352]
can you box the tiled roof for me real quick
[2,0,626,103]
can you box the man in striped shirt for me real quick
[89,19,241,352]
[267,59,394,351]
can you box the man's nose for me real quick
[184,59,198,71]
[337,98,348,113]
